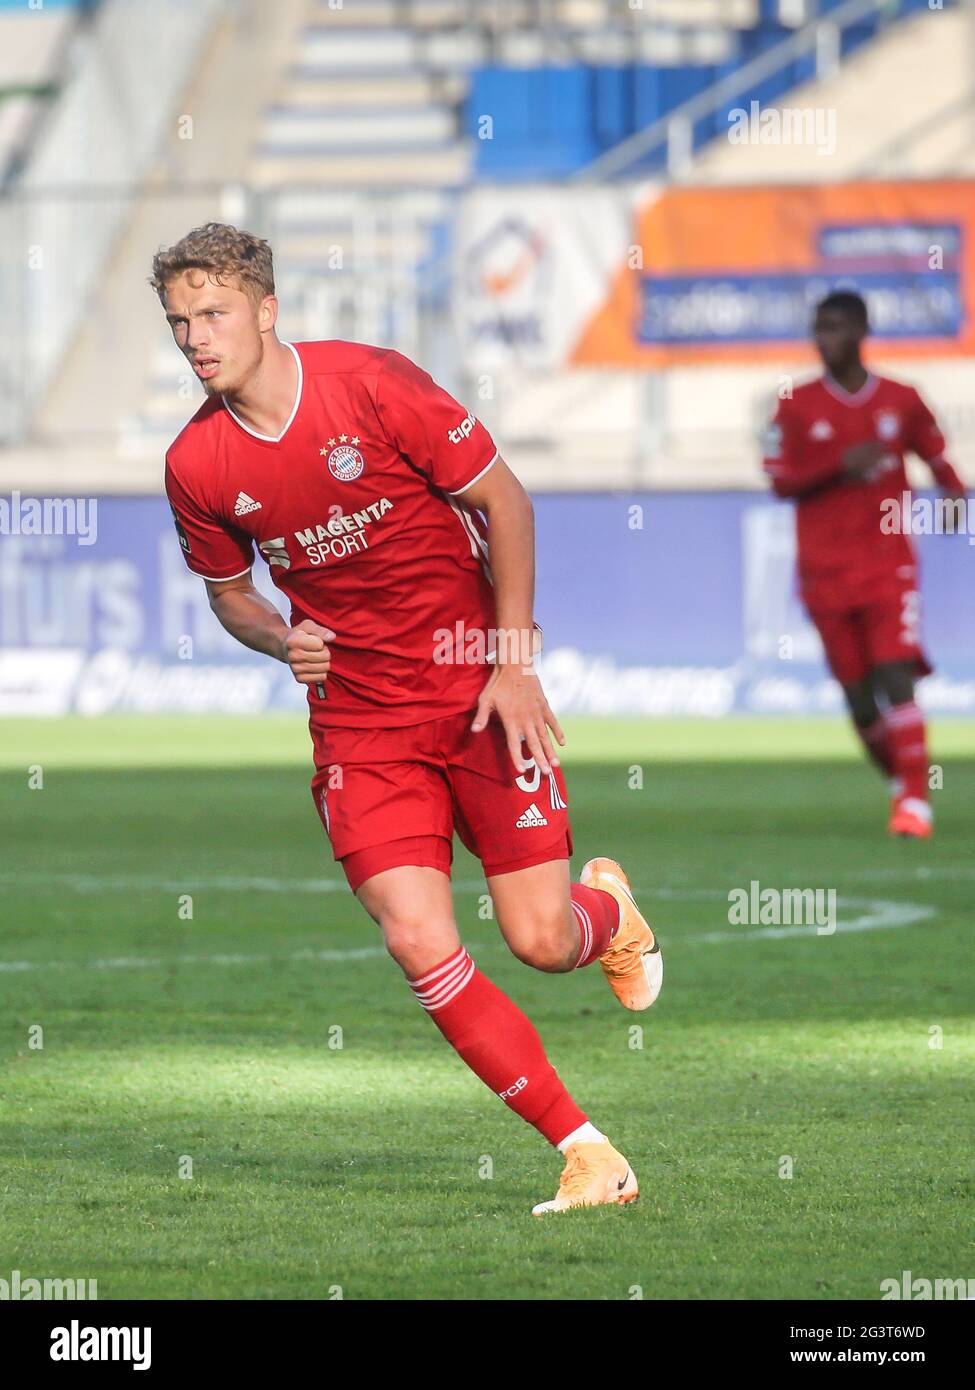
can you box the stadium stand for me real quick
[0,0,92,186]
[0,0,969,496]
[0,0,226,471]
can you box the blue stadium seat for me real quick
[468,0,948,179]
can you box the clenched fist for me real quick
[281,618,334,686]
[842,441,889,479]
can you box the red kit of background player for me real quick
[763,290,966,838]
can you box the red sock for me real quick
[570,883,621,968]
[885,700,929,803]
[408,947,587,1147]
[856,715,895,778]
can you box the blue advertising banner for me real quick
[637,270,962,345]
[1,492,973,716]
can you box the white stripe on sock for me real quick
[887,702,922,729]
[409,947,466,990]
[571,900,593,968]
[409,950,475,1013]
[422,959,476,1012]
[412,955,471,1007]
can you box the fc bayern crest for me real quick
[326,444,365,482]
[875,410,900,441]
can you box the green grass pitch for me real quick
[1,715,973,1300]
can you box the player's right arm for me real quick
[203,573,333,685]
[165,452,333,686]
[905,387,966,496]
[762,397,881,496]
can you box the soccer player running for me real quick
[154,224,662,1214]
[763,290,966,838]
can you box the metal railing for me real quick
[383,0,760,54]
[0,180,455,448]
[1,0,227,441]
[573,0,932,182]
[0,0,100,188]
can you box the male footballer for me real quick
[154,223,662,1214]
[763,290,966,838]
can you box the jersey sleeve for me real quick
[164,455,254,580]
[374,350,499,495]
[905,388,966,492]
[761,398,845,499]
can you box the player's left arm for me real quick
[462,458,565,777]
[908,389,966,496]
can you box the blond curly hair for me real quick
[149,222,274,304]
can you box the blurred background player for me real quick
[763,290,967,838]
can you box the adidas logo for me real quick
[234,491,262,516]
[516,802,548,829]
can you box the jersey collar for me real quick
[223,341,303,443]
[822,371,879,407]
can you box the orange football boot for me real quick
[889,796,933,839]
[532,1142,639,1215]
[581,857,663,1011]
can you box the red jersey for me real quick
[165,340,499,728]
[762,373,962,610]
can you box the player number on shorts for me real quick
[515,759,541,793]
[899,590,921,647]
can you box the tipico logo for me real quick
[0,1268,97,1299]
[881,1271,975,1300]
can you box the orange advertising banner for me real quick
[572,180,975,367]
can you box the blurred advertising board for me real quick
[457,181,975,370]
[2,493,973,717]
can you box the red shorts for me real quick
[807,577,932,687]
[309,709,573,892]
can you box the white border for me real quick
[192,565,252,583]
[223,341,303,443]
[822,372,879,407]
[450,451,499,495]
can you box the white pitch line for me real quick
[0,945,390,975]
[640,867,975,888]
[0,873,935,975]
[821,866,975,883]
[696,898,934,943]
[0,871,500,895]
[0,867,967,895]
[648,887,936,936]
[0,872,355,895]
